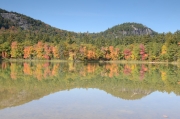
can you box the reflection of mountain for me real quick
[100,86,153,100]
[0,80,152,109]
[0,61,180,109]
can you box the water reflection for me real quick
[0,61,180,110]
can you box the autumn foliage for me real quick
[123,49,132,60]
[1,52,9,58]
[139,44,148,60]
[2,38,179,62]
[24,46,33,59]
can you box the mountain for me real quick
[0,8,157,38]
[0,8,48,30]
[102,22,157,38]
[0,8,76,40]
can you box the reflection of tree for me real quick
[1,61,9,69]
[23,63,32,75]
[105,63,119,77]
[68,62,75,72]
[86,63,96,73]
[0,62,180,109]
[34,63,43,80]
[10,63,19,80]
[23,62,53,80]
[123,64,132,75]
[139,64,148,80]
[52,63,60,76]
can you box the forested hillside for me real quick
[0,8,180,62]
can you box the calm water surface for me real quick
[0,61,180,119]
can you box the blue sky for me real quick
[0,0,179,33]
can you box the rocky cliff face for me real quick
[0,13,30,29]
[103,23,157,38]
[121,28,153,36]
[122,25,153,35]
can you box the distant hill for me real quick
[0,8,41,30]
[0,8,76,39]
[0,8,157,37]
[0,8,49,30]
[99,23,157,39]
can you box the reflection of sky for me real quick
[0,88,180,119]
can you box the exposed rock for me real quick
[0,13,30,29]
[103,23,157,39]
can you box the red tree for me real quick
[123,49,131,60]
[139,44,148,60]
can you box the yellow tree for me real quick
[160,44,169,61]
[109,46,120,60]
[11,41,22,58]
[23,46,34,59]
[34,41,44,59]
[52,45,60,59]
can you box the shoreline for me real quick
[1,59,179,64]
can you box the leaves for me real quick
[10,41,23,58]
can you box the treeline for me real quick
[0,27,180,62]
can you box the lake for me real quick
[0,61,180,119]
